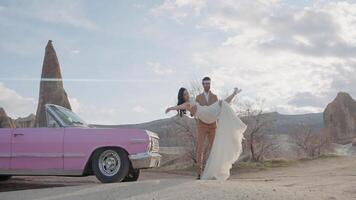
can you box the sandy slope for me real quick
[1,156,356,200]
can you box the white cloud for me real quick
[1,1,97,30]
[275,104,324,115]
[152,0,206,15]
[70,49,80,54]
[151,0,206,23]
[3,0,356,122]
[322,1,356,45]
[69,98,153,124]
[33,1,97,29]
[148,62,175,75]
[133,4,145,9]
[0,83,36,118]
[132,105,148,113]
[152,0,356,114]
[69,98,123,125]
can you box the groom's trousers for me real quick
[196,120,216,173]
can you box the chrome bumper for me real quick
[129,152,161,169]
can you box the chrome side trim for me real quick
[63,153,86,158]
[12,153,63,158]
[7,153,86,158]
[129,152,155,159]
[0,153,11,158]
[0,169,82,176]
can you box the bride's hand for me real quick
[234,87,242,95]
[165,107,172,114]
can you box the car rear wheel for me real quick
[92,148,129,183]
[0,175,12,182]
[122,168,140,182]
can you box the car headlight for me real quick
[146,130,159,152]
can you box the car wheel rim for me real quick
[98,150,121,177]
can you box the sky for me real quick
[1,0,356,124]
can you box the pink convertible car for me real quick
[0,104,161,183]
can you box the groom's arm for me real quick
[224,89,240,104]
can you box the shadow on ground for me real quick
[0,171,193,193]
[0,176,99,192]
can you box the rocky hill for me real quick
[94,111,324,147]
[15,114,35,128]
[324,92,356,144]
[0,108,36,128]
[0,108,15,128]
[263,112,324,134]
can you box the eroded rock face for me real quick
[0,108,15,128]
[15,114,36,128]
[324,92,356,144]
[35,40,71,127]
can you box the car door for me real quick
[11,128,64,171]
[0,129,12,170]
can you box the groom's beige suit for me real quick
[195,91,218,174]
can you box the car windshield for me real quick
[50,105,88,127]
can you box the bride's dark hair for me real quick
[177,87,187,117]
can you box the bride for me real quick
[165,87,247,180]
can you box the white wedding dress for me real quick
[191,99,247,180]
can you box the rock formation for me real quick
[15,114,36,128]
[35,40,71,127]
[0,108,15,128]
[324,92,356,144]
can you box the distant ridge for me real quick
[93,112,324,147]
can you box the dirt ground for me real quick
[0,156,356,200]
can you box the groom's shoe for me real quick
[196,174,201,180]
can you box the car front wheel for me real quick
[92,148,129,183]
[0,175,12,182]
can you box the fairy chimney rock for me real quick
[35,40,71,127]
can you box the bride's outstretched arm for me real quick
[165,102,189,114]
[224,88,242,104]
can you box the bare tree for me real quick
[170,115,210,166]
[188,80,202,100]
[237,99,279,162]
[290,124,333,158]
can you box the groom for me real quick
[195,76,218,179]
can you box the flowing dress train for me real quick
[193,100,247,180]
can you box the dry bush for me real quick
[290,124,333,158]
[188,79,203,98]
[237,99,279,162]
[170,115,210,166]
